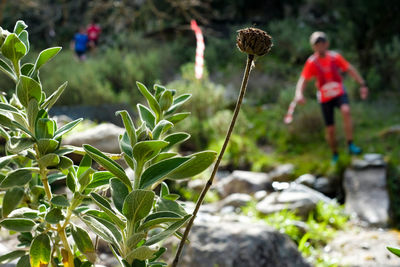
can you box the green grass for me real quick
[241,201,348,267]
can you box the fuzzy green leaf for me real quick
[127,246,158,263]
[21,62,34,76]
[45,208,64,224]
[145,214,191,246]
[152,120,173,139]
[57,156,73,170]
[122,189,155,224]
[16,75,41,107]
[2,187,25,217]
[159,90,173,112]
[90,192,125,229]
[82,215,121,248]
[77,153,91,178]
[116,110,137,147]
[78,168,95,191]
[156,197,187,217]
[8,207,39,219]
[1,33,26,63]
[137,211,182,232]
[0,58,16,81]
[16,255,30,267]
[154,84,166,100]
[6,137,35,153]
[13,20,28,35]
[83,144,132,191]
[136,82,161,120]
[165,94,191,115]
[162,132,190,152]
[111,178,129,213]
[0,250,26,264]
[41,82,67,110]
[48,173,67,184]
[53,118,82,139]
[139,157,190,189]
[66,171,76,193]
[126,233,146,250]
[0,168,36,189]
[152,152,178,163]
[34,47,61,71]
[0,218,35,232]
[38,153,60,168]
[0,102,21,113]
[0,155,17,169]
[35,118,55,139]
[166,112,190,124]
[137,104,156,130]
[30,233,51,267]
[167,151,217,180]
[119,131,133,158]
[18,30,29,52]
[86,171,114,189]
[149,247,167,263]
[387,246,400,257]
[132,140,168,166]
[47,174,66,184]
[160,182,169,197]
[27,98,39,130]
[71,225,96,263]
[0,113,15,129]
[51,195,70,207]
[36,138,59,155]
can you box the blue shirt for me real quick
[74,33,88,52]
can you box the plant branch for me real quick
[171,54,255,267]
[39,166,53,202]
[58,224,75,267]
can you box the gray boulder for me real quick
[62,123,124,153]
[216,170,272,198]
[257,183,331,216]
[344,154,388,226]
[219,193,252,208]
[187,179,205,192]
[177,221,311,267]
[269,163,295,182]
[295,174,316,187]
[313,176,338,196]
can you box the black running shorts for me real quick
[320,93,349,126]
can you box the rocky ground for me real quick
[323,226,400,267]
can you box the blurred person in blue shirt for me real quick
[72,27,89,60]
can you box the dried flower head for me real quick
[236,28,272,56]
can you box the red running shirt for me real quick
[301,51,350,103]
[87,24,101,41]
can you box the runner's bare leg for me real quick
[326,125,337,154]
[340,104,353,142]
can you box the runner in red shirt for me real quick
[294,31,368,163]
[87,19,101,49]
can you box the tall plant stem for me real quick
[172,54,255,267]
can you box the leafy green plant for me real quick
[0,20,216,267]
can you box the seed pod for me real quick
[236,28,272,56]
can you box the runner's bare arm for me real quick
[295,76,307,104]
[347,64,369,99]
